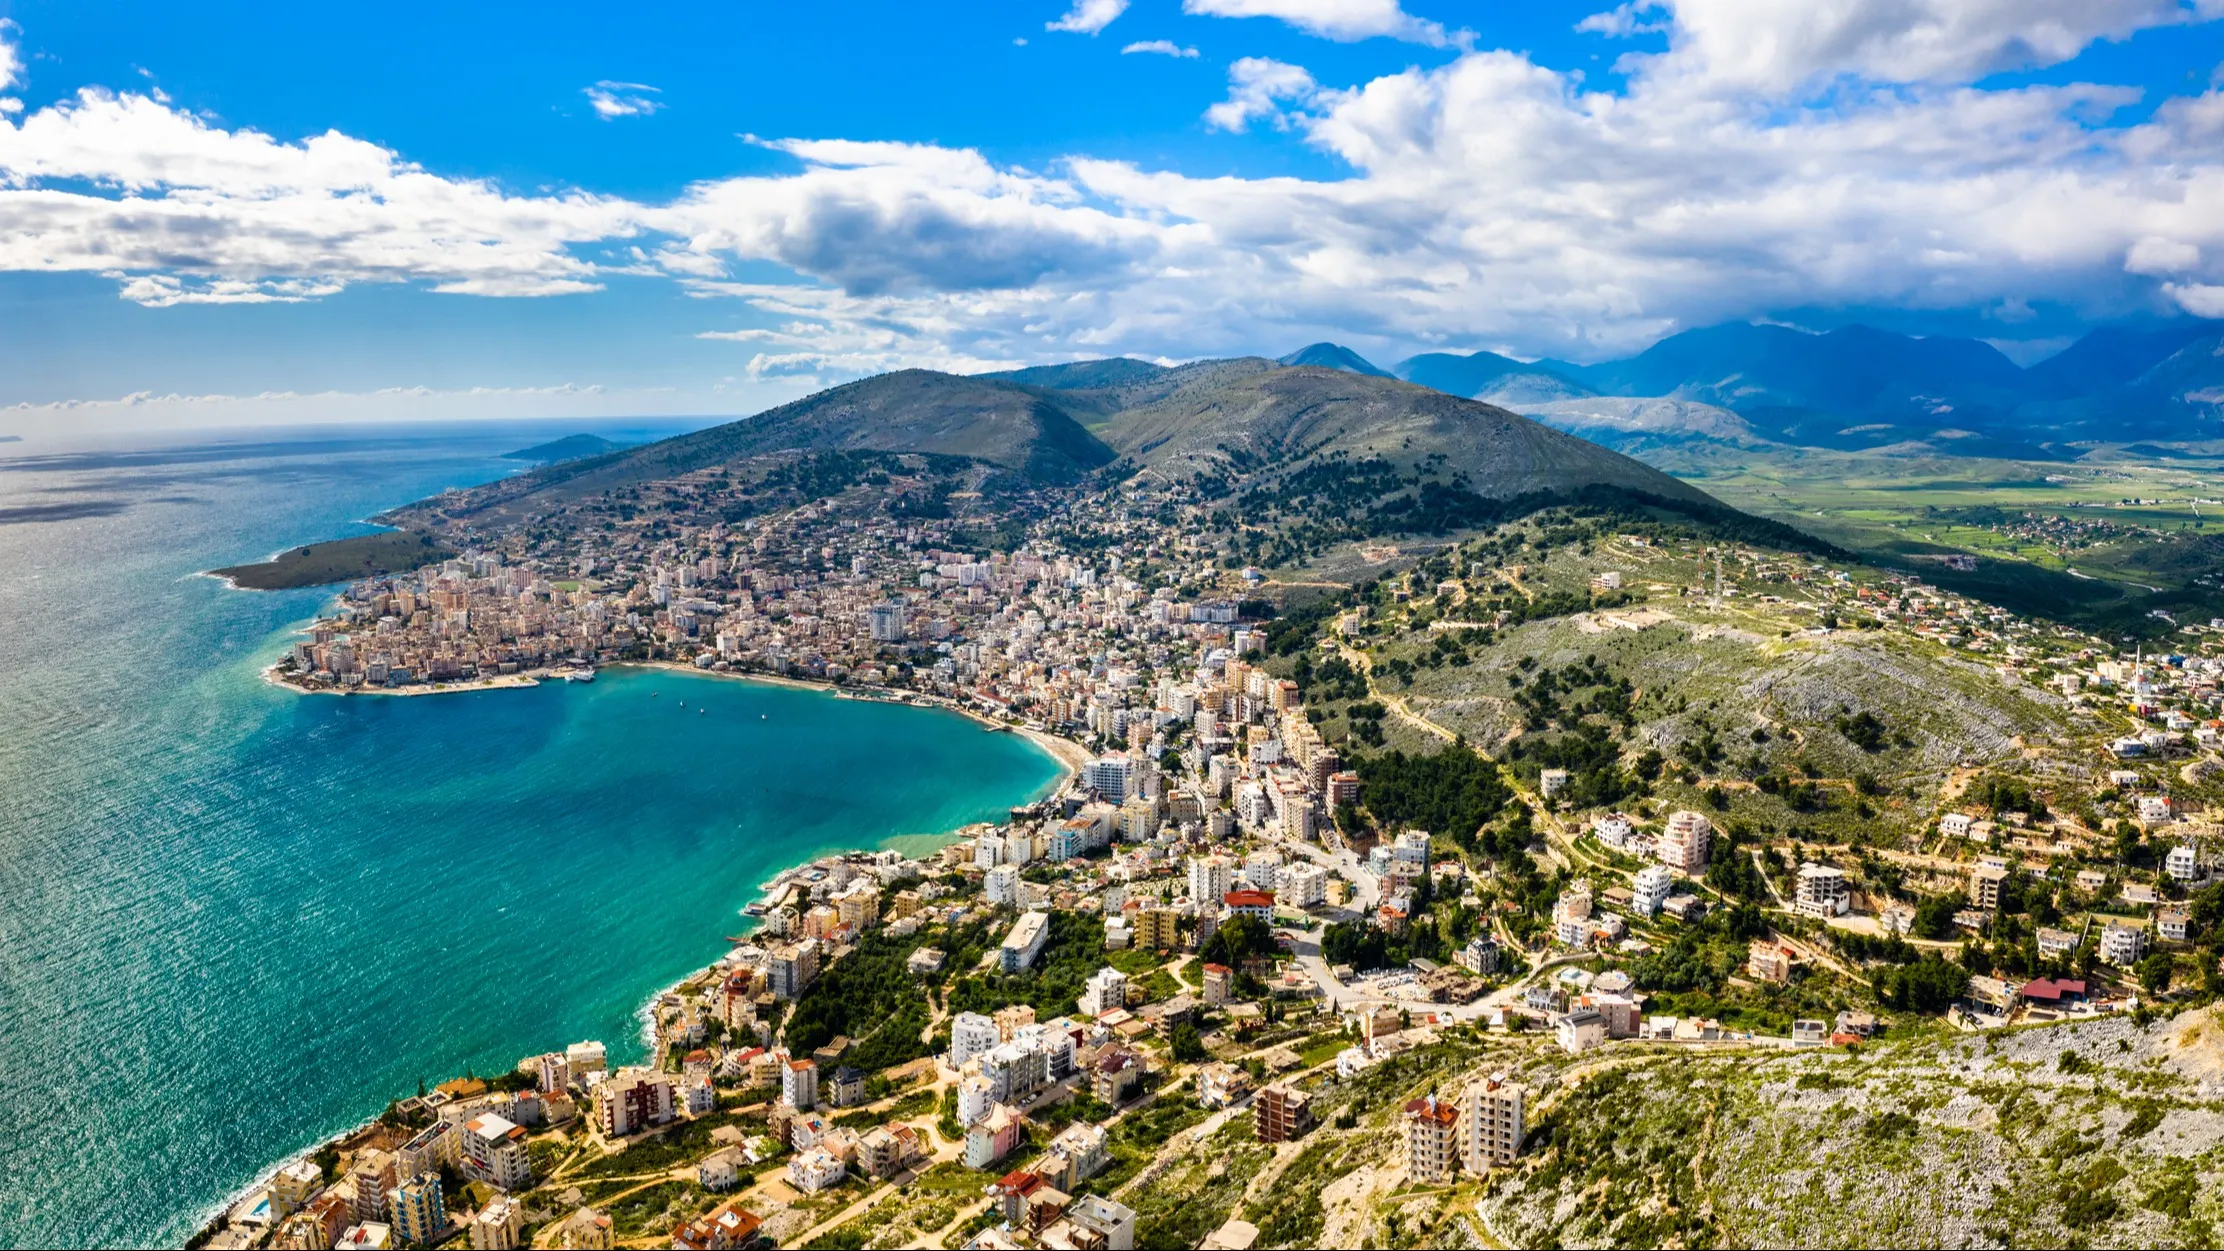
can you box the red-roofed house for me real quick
[1223,890,1276,920]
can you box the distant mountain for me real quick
[1573,323,2030,424]
[1396,350,1596,405]
[1278,343,1393,377]
[503,433,625,464]
[2023,322,2215,398]
[1389,319,2224,450]
[980,358,1168,390]
[1513,397,1755,454]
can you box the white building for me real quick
[1630,865,1674,918]
[1657,810,1712,874]
[469,1196,522,1251]
[950,1012,1000,1066]
[1278,860,1328,908]
[1552,885,1594,948]
[1793,863,1851,918]
[1939,812,1973,839]
[1085,756,1137,804]
[783,1059,819,1111]
[984,864,1023,907]
[2099,922,2147,968]
[1000,911,1051,972]
[1187,854,1235,908]
[1539,769,1570,798]
[459,1113,533,1192]
[1242,850,1283,891]
[1079,967,1129,1017]
[788,1147,848,1193]
[2166,843,2200,882]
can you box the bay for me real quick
[0,425,1064,1247]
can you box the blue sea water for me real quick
[0,425,1065,1248]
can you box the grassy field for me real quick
[1658,444,2224,634]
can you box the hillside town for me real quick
[224,460,2224,1250]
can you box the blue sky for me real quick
[3,0,2224,431]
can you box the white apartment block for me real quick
[1630,865,1674,918]
[1278,860,1328,908]
[950,1012,1000,1066]
[2099,922,2147,967]
[1079,967,1129,1017]
[1187,855,1235,907]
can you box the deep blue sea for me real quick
[0,423,1064,1248]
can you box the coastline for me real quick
[260,652,1092,784]
[213,656,1088,1248]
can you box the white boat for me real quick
[562,669,596,683]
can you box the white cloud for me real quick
[583,81,663,120]
[1046,0,1129,35]
[0,86,634,302]
[1122,40,1200,57]
[1204,57,1322,131]
[0,20,22,92]
[1636,0,2224,94]
[12,5,2224,403]
[1575,2,1669,37]
[2126,236,2202,275]
[1181,0,1464,48]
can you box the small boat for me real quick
[699,708,706,715]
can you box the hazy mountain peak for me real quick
[1277,342,1393,377]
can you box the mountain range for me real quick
[1384,319,2224,454]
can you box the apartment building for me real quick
[1462,1074,1523,1171]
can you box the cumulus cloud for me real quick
[10,6,2224,391]
[582,81,663,119]
[1631,0,2224,94]
[1182,0,1465,47]
[1204,57,1322,131]
[1047,0,1129,35]
[1123,40,1200,57]
[0,85,634,302]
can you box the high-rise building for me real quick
[1462,1074,1523,1171]
[1658,810,1712,873]
[596,1068,676,1137]
[866,602,907,643]
[783,1059,819,1111]
[1187,855,1234,909]
[1255,1083,1313,1143]
[1403,1094,1461,1183]
[385,1173,445,1248]
[459,1113,533,1192]
[1085,756,1136,804]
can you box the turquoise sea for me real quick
[0,425,1065,1248]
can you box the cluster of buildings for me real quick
[1401,1074,1525,1184]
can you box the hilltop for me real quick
[503,433,626,464]
[374,357,1801,560]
